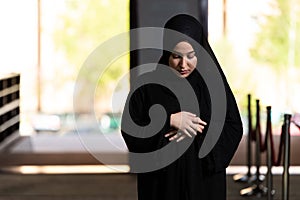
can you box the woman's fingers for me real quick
[164,129,177,138]
[169,132,180,141]
[169,131,186,141]
[198,125,205,132]
[190,123,203,133]
[169,112,208,142]
[180,111,196,116]
[192,117,207,126]
[176,135,186,142]
[185,126,195,137]
[169,131,194,143]
[169,133,187,142]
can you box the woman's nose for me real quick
[180,57,187,68]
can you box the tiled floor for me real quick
[0,133,300,199]
[0,173,299,200]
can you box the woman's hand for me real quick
[164,111,207,142]
[165,130,186,142]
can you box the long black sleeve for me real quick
[212,86,243,172]
[121,84,174,153]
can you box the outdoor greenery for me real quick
[52,0,299,114]
[54,0,130,91]
[53,0,130,113]
[250,0,300,70]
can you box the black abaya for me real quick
[121,14,243,200]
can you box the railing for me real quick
[235,94,292,200]
[0,73,20,144]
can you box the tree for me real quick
[250,0,300,70]
[53,0,130,113]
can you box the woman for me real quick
[121,14,243,200]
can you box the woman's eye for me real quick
[172,54,181,59]
[187,53,195,59]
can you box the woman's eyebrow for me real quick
[172,50,195,56]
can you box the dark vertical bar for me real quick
[129,0,138,89]
[266,106,273,200]
[199,0,208,37]
[129,0,138,66]
[233,94,252,182]
[240,99,267,196]
[247,94,252,178]
[282,114,291,200]
[255,99,261,186]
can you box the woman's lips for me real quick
[179,70,189,75]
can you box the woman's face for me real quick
[168,41,197,78]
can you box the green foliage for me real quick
[211,38,237,82]
[54,0,130,86]
[250,0,300,69]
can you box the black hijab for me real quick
[122,14,243,173]
[158,14,243,171]
[121,14,243,200]
[158,14,211,140]
[159,14,228,87]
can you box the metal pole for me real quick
[247,94,252,178]
[233,94,252,182]
[255,100,261,187]
[266,106,273,200]
[240,99,267,197]
[282,114,291,200]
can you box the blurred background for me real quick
[1,0,299,137]
[0,0,300,199]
